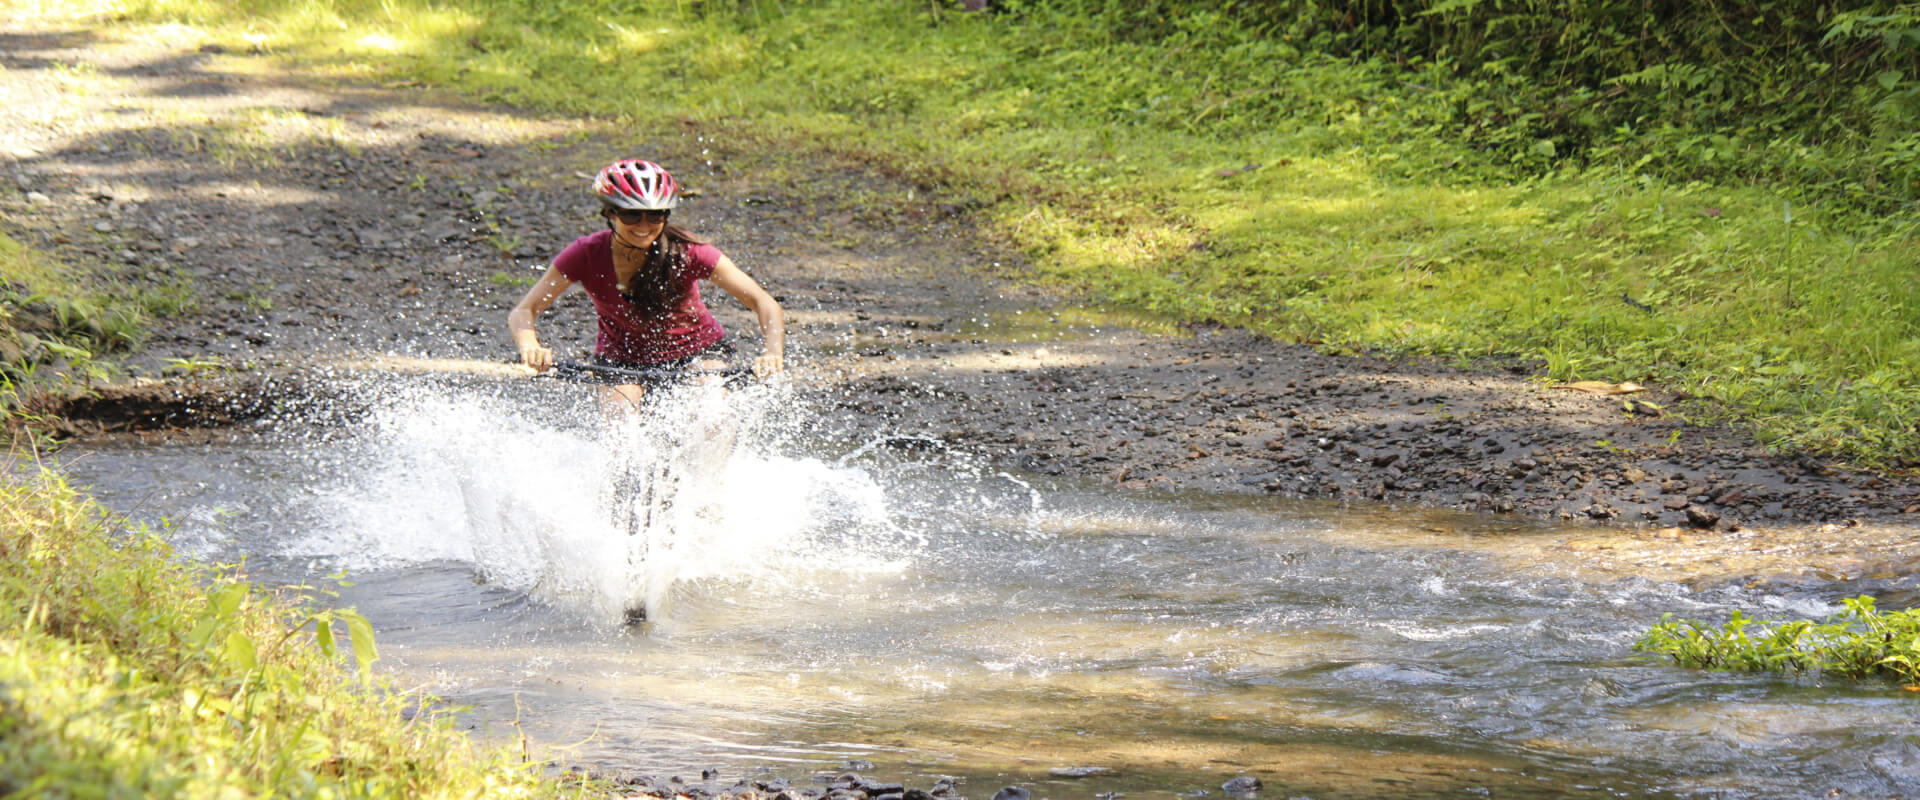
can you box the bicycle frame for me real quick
[535,358,750,624]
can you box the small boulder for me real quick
[1222,776,1262,795]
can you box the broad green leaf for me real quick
[210,583,247,618]
[223,632,258,671]
[344,610,379,682]
[315,613,337,658]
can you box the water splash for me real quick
[283,374,917,626]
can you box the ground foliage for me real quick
[38,0,1920,464]
[0,467,591,798]
[0,227,155,428]
[1638,595,1920,686]
[1036,0,1920,212]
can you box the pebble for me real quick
[26,191,50,204]
[1221,776,1262,795]
[94,221,115,233]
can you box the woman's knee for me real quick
[597,383,648,414]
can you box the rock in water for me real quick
[991,788,1030,800]
[1222,776,1262,795]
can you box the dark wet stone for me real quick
[903,790,935,800]
[1222,776,1262,794]
[1686,506,1721,528]
[990,788,1030,800]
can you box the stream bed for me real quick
[55,374,1920,799]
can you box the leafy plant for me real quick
[1637,595,1920,686]
[0,468,597,798]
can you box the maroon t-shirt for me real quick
[552,230,726,364]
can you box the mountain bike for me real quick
[540,359,751,623]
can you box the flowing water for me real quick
[56,373,1920,799]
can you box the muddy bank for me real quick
[4,19,1919,578]
[812,325,1920,531]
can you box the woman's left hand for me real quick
[753,352,784,377]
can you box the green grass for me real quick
[0,467,594,798]
[1,226,147,395]
[43,0,1920,464]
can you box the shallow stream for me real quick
[57,374,1920,799]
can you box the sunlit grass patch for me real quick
[195,106,356,166]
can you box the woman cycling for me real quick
[508,159,785,411]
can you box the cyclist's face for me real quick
[606,208,665,246]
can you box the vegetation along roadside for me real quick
[70,0,1920,467]
[0,228,147,420]
[0,467,598,797]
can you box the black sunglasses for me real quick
[608,208,670,225]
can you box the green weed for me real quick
[488,270,537,288]
[2,229,146,397]
[1638,596,1920,686]
[162,355,227,374]
[223,288,273,313]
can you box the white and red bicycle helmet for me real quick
[593,159,679,210]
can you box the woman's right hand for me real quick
[519,342,555,372]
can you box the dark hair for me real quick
[602,206,708,315]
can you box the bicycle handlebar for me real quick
[537,359,753,386]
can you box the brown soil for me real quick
[4,18,1919,590]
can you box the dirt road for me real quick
[5,19,1920,589]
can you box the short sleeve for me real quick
[683,243,723,281]
[552,232,602,282]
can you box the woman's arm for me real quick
[508,266,575,371]
[708,255,785,375]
